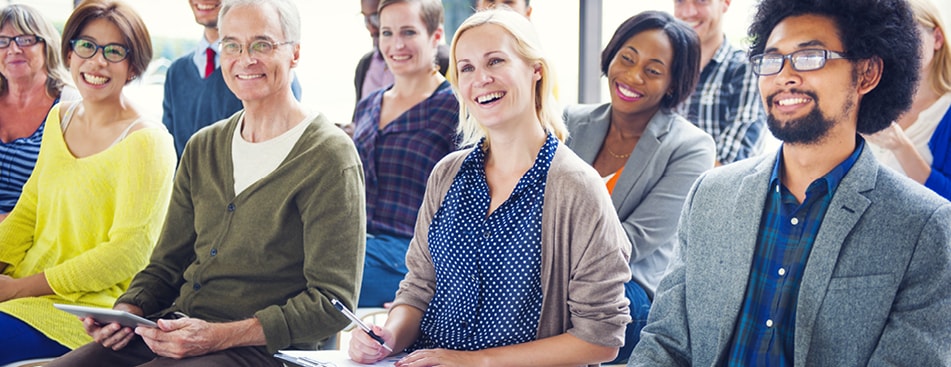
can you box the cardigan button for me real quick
[210,248,218,256]
[227,203,235,212]
[193,283,201,291]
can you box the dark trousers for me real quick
[45,336,282,367]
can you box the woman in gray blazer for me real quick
[563,11,715,364]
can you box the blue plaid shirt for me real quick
[676,37,767,164]
[726,139,865,366]
[352,81,459,238]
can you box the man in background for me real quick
[164,0,301,158]
[674,0,767,165]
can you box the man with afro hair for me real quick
[629,0,951,365]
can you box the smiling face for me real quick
[607,28,673,122]
[454,23,540,131]
[673,0,729,47]
[67,18,131,104]
[218,3,298,105]
[0,24,47,85]
[190,0,221,29]
[759,14,861,144]
[378,1,440,77]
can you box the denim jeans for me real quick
[357,233,412,307]
[0,312,70,364]
[609,279,652,364]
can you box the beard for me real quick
[765,89,842,145]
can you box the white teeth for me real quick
[82,73,109,85]
[686,21,700,27]
[236,74,263,80]
[778,98,810,106]
[391,55,410,61]
[617,85,642,99]
[196,3,218,10]
[476,92,504,104]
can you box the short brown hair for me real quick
[379,0,444,36]
[61,0,152,83]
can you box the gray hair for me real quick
[219,0,301,43]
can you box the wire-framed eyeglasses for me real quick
[750,49,850,76]
[219,40,293,57]
[70,38,131,63]
[0,35,44,49]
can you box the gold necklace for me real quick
[606,124,634,159]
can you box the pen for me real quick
[331,298,394,352]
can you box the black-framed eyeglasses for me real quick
[0,35,44,49]
[750,49,850,76]
[70,38,130,63]
[219,40,293,57]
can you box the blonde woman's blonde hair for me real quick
[909,0,951,94]
[448,8,566,148]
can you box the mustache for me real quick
[766,88,819,104]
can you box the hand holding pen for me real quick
[332,299,394,363]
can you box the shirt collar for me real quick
[710,35,738,66]
[769,136,865,195]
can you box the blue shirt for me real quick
[0,99,56,213]
[352,81,459,238]
[412,134,558,351]
[727,138,865,366]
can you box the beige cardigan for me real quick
[394,143,633,352]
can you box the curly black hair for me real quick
[601,10,700,110]
[748,0,920,134]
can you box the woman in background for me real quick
[0,0,175,363]
[349,8,631,366]
[563,11,715,363]
[0,4,76,222]
[866,0,951,199]
[352,0,459,307]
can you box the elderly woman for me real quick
[0,0,176,363]
[0,4,76,222]
[563,11,715,364]
[48,0,364,366]
[349,8,631,367]
[866,0,951,199]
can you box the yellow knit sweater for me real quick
[0,104,176,349]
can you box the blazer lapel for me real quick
[568,105,611,163]
[714,154,776,358]
[612,111,669,210]
[793,148,875,365]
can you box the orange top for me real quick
[605,166,624,195]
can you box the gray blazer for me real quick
[630,145,951,366]
[564,104,715,295]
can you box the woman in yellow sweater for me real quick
[0,0,176,363]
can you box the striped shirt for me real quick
[0,100,56,213]
[677,38,767,164]
[352,80,459,238]
[727,139,864,366]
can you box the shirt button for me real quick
[227,203,235,212]
[470,274,477,281]
[193,283,201,290]
[460,320,468,328]
[210,248,218,256]
[790,217,799,225]
[778,268,786,276]
[766,319,774,328]
[483,230,490,239]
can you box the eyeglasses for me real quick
[363,12,380,28]
[70,39,130,63]
[0,35,44,49]
[219,40,293,57]
[750,49,850,76]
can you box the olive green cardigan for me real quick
[117,111,366,353]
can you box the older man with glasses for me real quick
[47,0,365,366]
[629,0,951,366]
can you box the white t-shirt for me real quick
[231,112,315,195]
